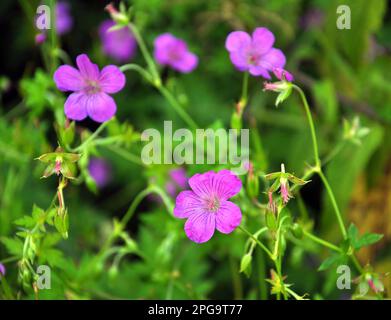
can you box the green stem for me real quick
[229,254,243,300]
[292,85,321,169]
[72,121,110,152]
[120,64,153,82]
[98,185,172,259]
[240,72,249,108]
[238,225,273,259]
[256,250,268,300]
[302,229,342,252]
[157,85,198,130]
[124,24,198,129]
[127,23,160,85]
[318,170,347,239]
[351,254,364,274]
[0,256,19,264]
[106,145,144,166]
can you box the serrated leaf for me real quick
[0,237,24,257]
[14,216,35,228]
[354,233,383,250]
[318,254,344,271]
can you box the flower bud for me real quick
[105,3,129,26]
[291,223,303,239]
[240,253,252,278]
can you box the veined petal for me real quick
[225,31,251,52]
[215,200,242,234]
[76,54,100,80]
[184,211,215,243]
[64,92,88,121]
[99,65,126,93]
[54,65,83,92]
[85,92,117,123]
[252,27,275,55]
[189,170,242,201]
[260,48,286,70]
[174,190,203,219]
[211,170,242,200]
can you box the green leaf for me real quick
[354,233,383,250]
[14,216,35,228]
[318,254,344,271]
[1,237,24,257]
[348,223,383,250]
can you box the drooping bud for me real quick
[246,161,259,199]
[279,164,292,205]
[272,68,294,82]
[105,2,129,26]
[263,68,293,107]
[268,191,277,214]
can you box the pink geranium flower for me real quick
[174,170,242,243]
[154,33,198,73]
[0,263,5,277]
[225,27,286,78]
[54,54,125,123]
[99,20,137,63]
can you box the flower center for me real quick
[168,49,181,62]
[84,80,101,94]
[204,195,220,213]
[246,50,260,66]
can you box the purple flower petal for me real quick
[56,2,73,35]
[273,67,294,82]
[215,201,242,234]
[76,54,100,80]
[54,65,83,92]
[99,65,126,93]
[188,171,215,199]
[184,211,215,243]
[189,170,242,201]
[154,33,198,73]
[170,168,187,189]
[99,20,137,62]
[172,52,198,73]
[0,263,5,276]
[252,27,275,55]
[213,170,242,200]
[88,157,111,188]
[85,92,117,123]
[249,65,271,78]
[260,48,286,70]
[225,31,251,52]
[64,92,88,121]
[174,190,203,219]
[229,51,249,71]
[154,33,176,65]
